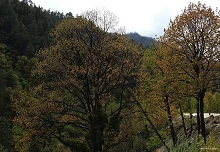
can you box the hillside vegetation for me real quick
[0,0,220,152]
[127,32,156,48]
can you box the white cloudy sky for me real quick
[32,0,220,37]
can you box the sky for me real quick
[32,0,220,37]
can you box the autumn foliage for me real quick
[15,13,142,151]
[160,2,220,143]
[9,1,220,152]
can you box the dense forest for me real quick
[1,0,220,152]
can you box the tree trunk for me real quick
[188,101,193,137]
[196,98,201,136]
[179,102,187,138]
[165,95,177,147]
[88,106,107,152]
[199,90,206,144]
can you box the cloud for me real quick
[32,0,220,37]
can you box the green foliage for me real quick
[214,92,220,113]
[204,92,217,113]
[146,133,162,151]
[202,92,220,113]
[0,44,21,152]
[0,1,65,151]
[64,139,90,152]
[199,132,220,152]
[1,0,220,151]
[189,98,197,113]
[170,137,199,152]
[0,0,63,55]
[0,117,14,152]
[0,144,8,152]
[64,125,85,139]
[15,55,36,82]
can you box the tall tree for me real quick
[15,13,142,152]
[160,2,220,143]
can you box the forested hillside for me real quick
[127,32,156,48]
[0,0,64,151]
[1,0,220,152]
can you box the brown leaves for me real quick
[160,2,220,92]
[15,14,143,151]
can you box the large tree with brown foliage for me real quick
[15,11,142,152]
[160,2,220,143]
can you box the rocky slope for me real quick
[158,114,220,152]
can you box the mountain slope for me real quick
[127,32,156,48]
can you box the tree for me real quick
[82,9,119,33]
[0,43,21,152]
[160,2,220,143]
[15,13,142,152]
[128,48,173,151]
